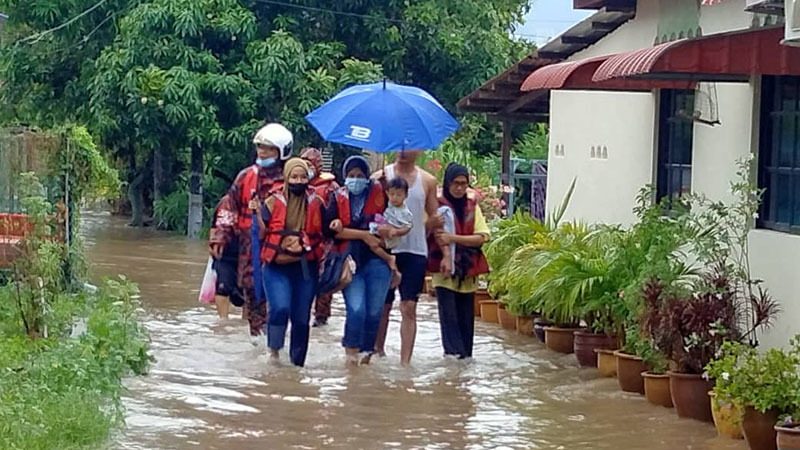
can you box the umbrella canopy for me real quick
[305,81,460,153]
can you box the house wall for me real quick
[546,0,800,347]
[548,90,655,226]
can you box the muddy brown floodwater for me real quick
[82,211,748,450]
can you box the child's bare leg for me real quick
[370,245,402,288]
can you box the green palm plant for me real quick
[484,178,576,316]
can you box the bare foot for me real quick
[269,349,280,360]
[360,353,373,365]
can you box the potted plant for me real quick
[479,298,499,324]
[776,417,800,450]
[641,272,737,422]
[614,325,649,395]
[497,300,516,330]
[706,341,745,439]
[575,288,625,368]
[640,344,673,408]
[708,339,800,450]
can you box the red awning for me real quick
[521,55,694,92]
[593,26,800,83]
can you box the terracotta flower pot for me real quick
[709,391,743,440]
[595,349,617,377]
[497,304,516,330]
[544,327,582,354]
[643,372,673,408]
[615,351,646,394]
[668,372,714,423]
[474,290,492,318]
[516,315,534,337]
[573,331,618,367]
[479,300,499,324]
[742,406,779,450]
[776,422,800,450]
[533,319,553,344]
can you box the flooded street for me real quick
[82,212,747,450]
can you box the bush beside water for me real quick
[0,277,151,450]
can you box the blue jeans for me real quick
[341,257,392,352]
[263,261,317,367]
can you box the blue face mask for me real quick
[345,177,369,195]
[256,158,277,168]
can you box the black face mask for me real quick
[288,183,308,196]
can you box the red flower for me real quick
[426,158,442,171]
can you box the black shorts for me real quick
[385,252,428,304]
[213,258,244,307]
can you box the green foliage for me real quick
[0,277,151,450]
[707,339,800,416]
[0,169,149,449]
[59,125,121,201]
[1,0,534,234]
[623,323,668,374]
[513,123,549,161]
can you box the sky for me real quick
[516,0,592,46]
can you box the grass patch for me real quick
[0,277,151,450]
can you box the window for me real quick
[759,76,800,234]
[656,89,695,202]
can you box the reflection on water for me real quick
[82,212,747,450]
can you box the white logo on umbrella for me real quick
[347,125,372,142]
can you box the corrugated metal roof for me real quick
[457,7,635,121]
[520,56,608,91]
[592,41,683,82]
[592,26,800,83]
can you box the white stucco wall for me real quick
[749,231,800,349]
[548,90,655,226]
[691,82,754,203]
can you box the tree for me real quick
[1,0,534,235]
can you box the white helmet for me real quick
[253,123,294,160]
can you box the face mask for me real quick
[256,158,277,168]
[307,169,316,180]
[345,178,368,195]
[288,183,307,196]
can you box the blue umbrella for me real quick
[305,81,460,152]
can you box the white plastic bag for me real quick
[199,257,217,304]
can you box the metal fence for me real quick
[0,128,61,213]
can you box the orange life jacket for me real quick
[237,166,260,230]
[311,173,338,207]
[259,189,325,264]
[427,194,490,278]
[334,182,385,228]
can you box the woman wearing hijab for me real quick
[326,156,392,365]
[301,147,339,328]
[258,158,325,367]
[428,163,491,359]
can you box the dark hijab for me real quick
[343,155,372,225]
[443,163,469,223]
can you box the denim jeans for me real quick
[263,261,317,367]
[341,257,392,352]
[435,287,475,359]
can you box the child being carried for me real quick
[370,177,413,287]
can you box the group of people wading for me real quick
[209,123,491,367]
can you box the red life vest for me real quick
[427,194,490,278]
[334,182,385,228]
[237,166,260,230]
[311,173,338,207]
[332,182,385,253]
[259,189,325,264]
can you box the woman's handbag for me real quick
[317,245,355,295]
